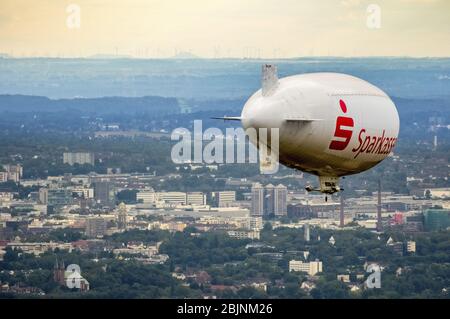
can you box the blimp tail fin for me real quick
[262,64,279,96]
[211,116,242,121]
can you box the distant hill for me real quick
[88,54,134,59]
[170,51,200,59]
[1,57,449,99]
[0,95,180,114]
[393,97,450,113]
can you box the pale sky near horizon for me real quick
[0,0,449,58]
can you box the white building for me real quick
[112,243,159,257]
[0,192,13,203]
[247,217,263,230]
[212,191,236,207]
[137,190,156,204]
[156,192,187,205]
[71,187,94,199]
[1,164,23,183]
[407,241,416,253]
[6,242,73,256]
[0,172,7,183]
[337,274,351,283]
[227,230,260,240]
[63,152,95,166]
[186,192,206,205]
[289,259,323,276]
[153,221,187,232]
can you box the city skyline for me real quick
[0,3,449,299]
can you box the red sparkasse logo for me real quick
[329,99,354,151]
[328,99,398,158]
[352,128,398,159]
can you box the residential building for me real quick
[155,221,187,232]
[94,181,115,207]
[117,202,127,230]
[6,242,72,256]
[39,188,73,207]
[337,274,351,283]
[264,184,275,216]
[247,217,263,230]
[156,192,186,205]
[227,230,260,240]
[252,183,287,218]
[186,192,206,205]
[274,184,287,216]
[211,191,236,207]
[137,189,156,204]
[85,217,107,238]
[251,183,264,217]
[0,192,13,203]
[63,152,95,166]
[1,164,23,182]
[406,241,416,253]
[71,187,94,199]
[289,259,323,276]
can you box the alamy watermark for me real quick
[66,4,81,29]
[366,4,381,29]
[65,264,89,289]
[365,263,381,289]
[171,120,280,174]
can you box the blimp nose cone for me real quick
[240,106,254,130]
[241,94,282,131]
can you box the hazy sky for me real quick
[1,0,449,58]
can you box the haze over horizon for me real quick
[1,58,449,99]
[2,53,450,60]
[1,0,449,59]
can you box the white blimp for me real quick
[215,64,400,197]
